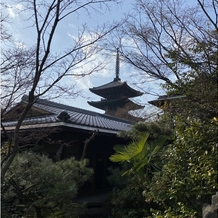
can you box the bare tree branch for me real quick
[80,129,99,161]
[1,0,122,181]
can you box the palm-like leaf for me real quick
[109,133,166,176]
[109,133,149,163]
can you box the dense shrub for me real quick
[1,152,93,218]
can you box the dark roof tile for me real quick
[3,95,133,133]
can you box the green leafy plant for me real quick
[143,118,218,217]
[1,152,93,218]
[107,175,153,218]
[107,124,169,217]
[109,133,166,176]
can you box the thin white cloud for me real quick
[72,59,113,92]
[68,23,77,29]
[7,7,16,18]
[16,42,25,49]
[67,31,116,91]
[76,76,93,90]
[7,4,23,18]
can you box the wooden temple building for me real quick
[88,49,144,118]
[2,95,134,194]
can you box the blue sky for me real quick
[5,0,163,116]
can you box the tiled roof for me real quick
[89,80,143,98]
[2,95,133,134]
[88,98,144,111]
[90,80,124,90]
[148,95,185,106]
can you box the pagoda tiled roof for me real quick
[2,95,133,134]
[89,80,143,98]
[88,98,144,111]
[148,95,185,107]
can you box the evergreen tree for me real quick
[1,152,93,218]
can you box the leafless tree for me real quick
[102,0,218,123]
[0,3,12,42]
[106,0,217,89]
[1,0,122,181]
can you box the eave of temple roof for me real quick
[148,95,185,107]
[88,98,144,111]
[2,95,133,134]
[89,80,143,98]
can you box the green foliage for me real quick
[143,118,218,217]
[1,152,93,218]
[163,28,218,122]
[108,175,153,218]
[146,41,218,216]
[110,133,166,176]
[152,31,218,216]
[107,2,217,217]
[107,166,129,189]
[118,119,174,141]
[163,70,218,121]
[108,115,217,217]
[107,120,172,217]
[110,133,149,162]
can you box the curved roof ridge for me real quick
[90,80,124,90]
[21,95,133,124]
[22,95,101,116]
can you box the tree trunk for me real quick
[80,129,99,161]
[35,207,42,218]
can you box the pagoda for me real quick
[88,49,143,117]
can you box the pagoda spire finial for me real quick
[114,48,120,81]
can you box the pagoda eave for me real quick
[88,98,143,111]
[148,95,185,108]
[90,82,143,99]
